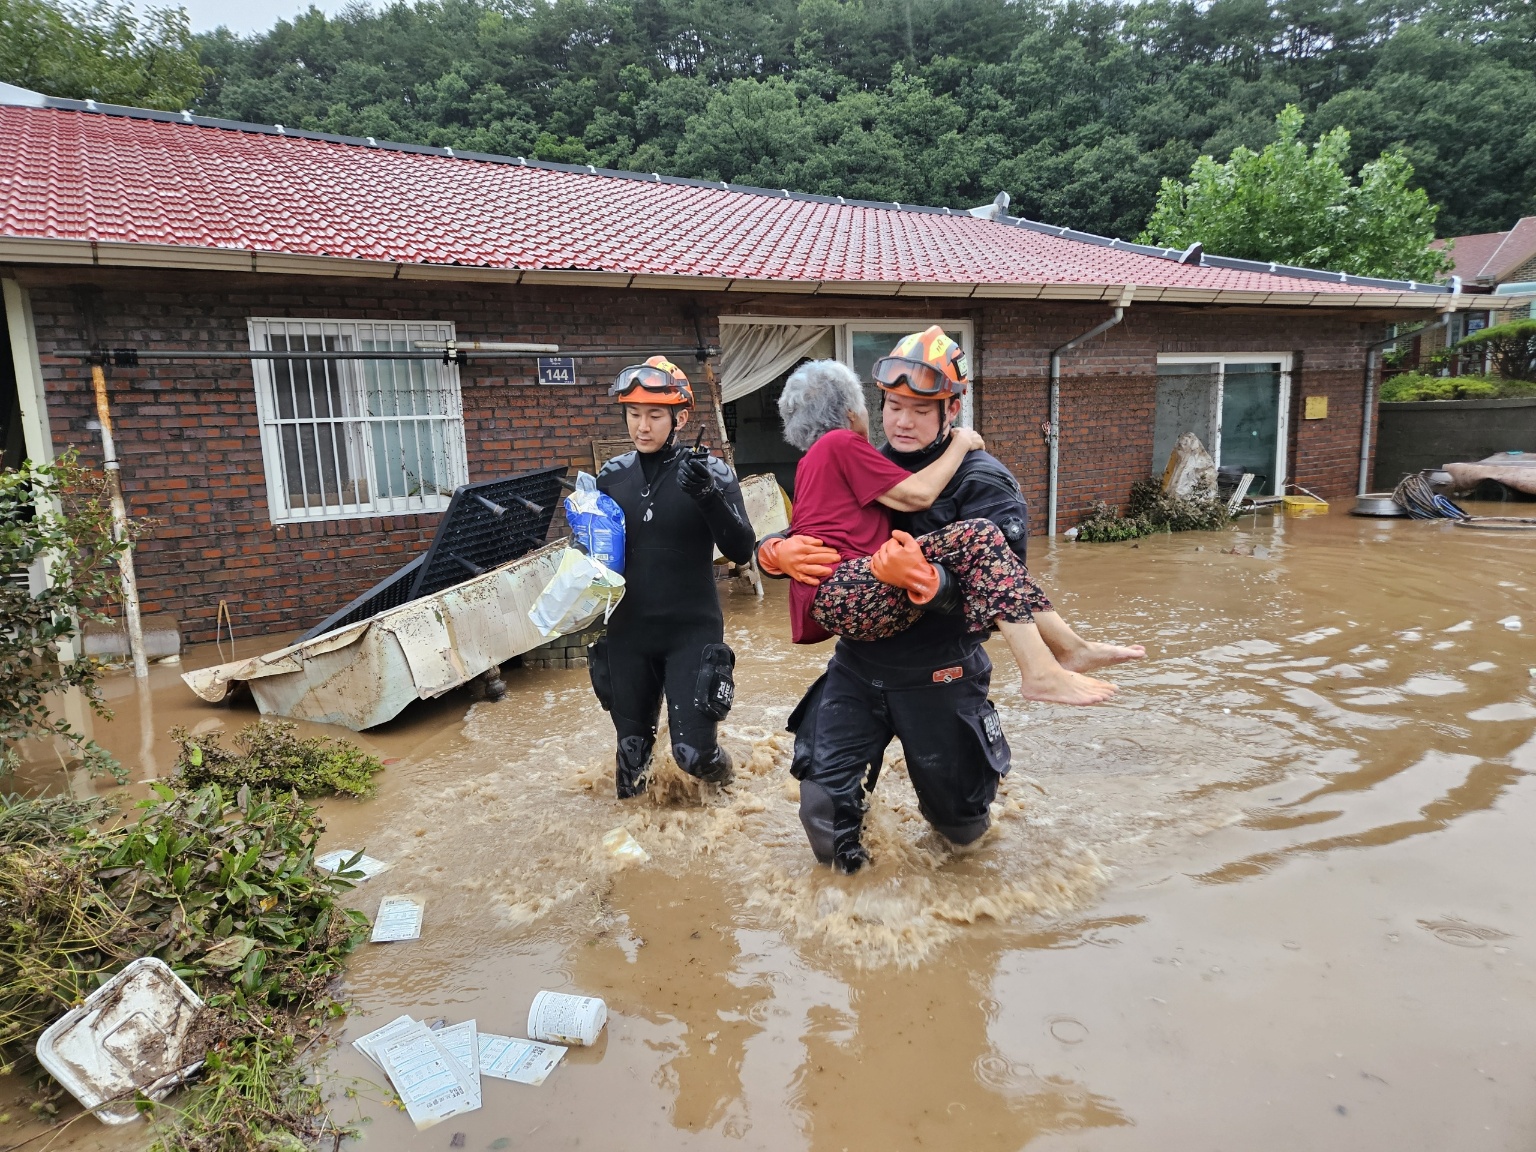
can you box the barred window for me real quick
[248,319,469,524]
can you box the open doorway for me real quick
[724,330,835,496]
[1154,356,1290,496]
[719,319,975,496]
[1,309,25,471]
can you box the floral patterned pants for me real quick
[810,518,1055,642]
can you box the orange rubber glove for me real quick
[758,535,841,586]
[869,530,940,604]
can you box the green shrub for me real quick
[1129,479,1233,531]
[1,453,135,781]
[173,721,384,799]
[1381,372,1536,401]
[1076,502,1153,542]
[1455,318,1536,381]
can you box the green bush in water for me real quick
[1076,502,1154,542]
[1075,480,1233,543]
[1128,479,1233,532]
[1380,372,1536,401]
[173,720,383,798]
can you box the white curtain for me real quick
[719,323,834,403]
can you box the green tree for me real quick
[1140,105,1452,280]
[1,454,133,781]
[0,0,205,109]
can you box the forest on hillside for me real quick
[188,0,1536,242]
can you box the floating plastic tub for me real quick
[1282,495,1330,515]
[36,957,207,1124]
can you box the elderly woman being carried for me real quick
[772,351,1116,706]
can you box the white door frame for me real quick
[3,278,54,466]
[1157,352,1292,492]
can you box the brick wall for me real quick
[976,303,1383,525]
[13,265,1400,639]
[18,268,735,642]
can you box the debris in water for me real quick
[315,849,393,880]
[371,895,425,943]
[527,991,607,1046]
[602,826,649,866]
[376,1020,480,1129]
[1499,615,1522,631]
[478,1033,566,1084]
[35,957,208,1125]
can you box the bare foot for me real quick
[1018,666,1117,705]
[1057,642,1146,673]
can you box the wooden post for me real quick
[90,363,148,679]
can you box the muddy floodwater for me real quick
[7,507,1536,1151]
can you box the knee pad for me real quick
[673,742,733,785]
[615,735,654,799]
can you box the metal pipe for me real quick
[1047,288,1134,536]
[89,363,148,679]
[1358,312,1454,494]
[68,345,719,364]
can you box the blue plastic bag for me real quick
[564,472,626,574]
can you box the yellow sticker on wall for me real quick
[1304,395,1329,420]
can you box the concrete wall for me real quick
[1375,397,1536,489]
[12,265,1388,641]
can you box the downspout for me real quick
[1358,307,1455,495]
[1048,286,1134,537]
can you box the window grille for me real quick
[248,319,468,524]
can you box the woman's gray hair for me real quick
[778,359,867,452]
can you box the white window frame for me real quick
[718,315,976,428]
[1156,352,1293,492]
[249,318,469,525]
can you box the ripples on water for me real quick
[357,509,1535,972]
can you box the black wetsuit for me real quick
[591,443,755,797]
[784,436,1031,871]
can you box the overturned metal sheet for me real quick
[183,475,789,731]
[299,467,565,643]
[184,540,568,730]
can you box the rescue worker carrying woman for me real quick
[588,356,756,798]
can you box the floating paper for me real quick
[315,850,392,880]
[353,1014,420,1070]
[377,1023,479,1130]
[371,895,425,943]
[478,1033,566,1085]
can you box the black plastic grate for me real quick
[299,466,566,642]
[299,556,424,643]
[409,467,566,597]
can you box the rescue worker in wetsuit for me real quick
[758,338,1141,872]
[589,356,757,799]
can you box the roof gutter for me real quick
[0,236,1475,310]
[1048,286,1134,537]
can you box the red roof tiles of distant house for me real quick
[1437,217,1536,285]
[0,103,1452,304]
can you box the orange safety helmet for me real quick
[872,325,970,401]
[610,355,695,407]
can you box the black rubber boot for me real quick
[674,742,734,787]
[615,735,654,799]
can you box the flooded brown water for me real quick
[6,506,1536,1151]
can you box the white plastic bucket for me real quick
[526,991,607,1046]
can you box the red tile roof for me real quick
[0,103,1448,304]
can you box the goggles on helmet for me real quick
[609,362,692,404]
[872,355,958,397]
